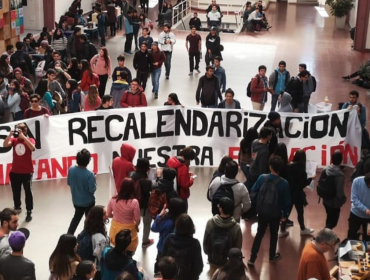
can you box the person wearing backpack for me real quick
[23,93,50,119]
[203,197,242,267]
[209,161,251,222]
[298,63,315,113]
[129,158,154,249]
[268,61,290,112]
[250,65,273,111]
[347,173,370,241]
[247,156,291,266]
[151,197,187,276]
[162,214,203,280]
[6,79,23,121]
[321,151,346,230]
[10,42,32,78]
[212,248,249,280]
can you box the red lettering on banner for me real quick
[321,145,327,166]
[51,157,68,178]
[343,144,358,165]
[0,163,12,185]
[228,147,239,160]
[37,159,52,180]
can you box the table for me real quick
[84,27,99,44]
[316,102,332,113]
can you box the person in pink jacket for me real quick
[90,47,112,98]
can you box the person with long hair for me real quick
[51,28,67,61]
[25,33,37,49]
[271,142,288,179]
[164,93,181,105]
[6,79,23,121]
[151,197,187,275]
[70,261,97,280]
[90,48,111,98]
[139,13,152,34]
[66,79,81,113]
[0,54,13,80]
[68,57,82,81]
[238,127,258,185]
[49,234,81,280]
[283,149,316,237]
[35,79,54,113]
[211,155,233,183]
[84,85,101,111]
[107,178,140,256]
[80,59,99,95]
[76,205,109,279]
[54,60,72,91]
[212,248,249,280]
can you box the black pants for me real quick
[347,211,370,241]
[136,70,149,91]
[109,22,116,36]
[67,203,95,235]
[124,33,134,52]
[303,96,310,113]
[98,74,108,98]
[189,52,200,72]
[9,172,33,212]
[251,214,280,261]
[324,204,341,230]
[140,0,149,14]
[134,30,139,49]
[281,203,305,231]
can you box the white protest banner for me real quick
[0,106,361,185]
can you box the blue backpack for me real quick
[76,230,95,261]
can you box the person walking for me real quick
[158,24,176,80]
[150,41,166,98]
[186,26,201,76]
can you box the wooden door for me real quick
[43,0,54,29]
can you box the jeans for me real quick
[270,94,279,112]
[163,51,172,77]
[109,22,116,36]
[136,70,149,91]
[201,104,217,108]
[141,208,152,243]
[189,51,200,72]
[324,204,341,230]
[151,68,162,95]
[98,74,108,98]
[125,33,133,52]
[347,211,370,241]
[67,203,95,235]
[9,172,33,212]
[303,96,310,113]
[98,26,105,46]
[250,214,280,261]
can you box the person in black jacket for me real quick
[195,65,222,108]
[189,12,202,30]
[79,35,98,62]
[205,27,221,66]
[263,111,282,156]
[286,70,309,113]
[163,214,203,280]
[133,42,152,91]
[10,42,33,79]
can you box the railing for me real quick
[235,2,246,34]
[172,0,192,27]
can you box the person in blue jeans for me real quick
[268,61,290,112]
[150,42,166,99]
[96,7,106,47]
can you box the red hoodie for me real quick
[112,143,136,192]
[166,156,194,199]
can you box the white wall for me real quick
[349,0,358,28]
[55,0,95,22]
[22,0,44,30]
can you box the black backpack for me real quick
[311,75,317,92]
[317,169,336,201]
[211,181,235,215]
[166,242,193,280]
[246,75,260,98]
[88,43,98,61]
[76,230,95,261]
[256,175,282,218]
[284,77,296,94]
[207,221,234,266]
[351,153,370,182]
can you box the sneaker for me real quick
[124,52,132,55]
[14,208,22,214]
[254,30,259,33]
[342,76,350,81]
[247,259,255,266]
[166,76,169,80]
[300,228,314,235]
[267,25,272,30]
[142,239,154,248]
[279,231,289,238]
[188,72,193,76]
[286,219,294,227]
[25,212,32,222]
[269,253,281,262]
[195,69,201,73]
[154,95,158,99]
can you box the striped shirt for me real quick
[107,198,140,225]
[51,37,67,51]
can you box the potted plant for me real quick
[325,0,354,29]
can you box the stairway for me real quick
[297,0,319,4]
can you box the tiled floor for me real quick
[2,1,370,280]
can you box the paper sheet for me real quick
[339,240,353,258]
[306,160,318,191]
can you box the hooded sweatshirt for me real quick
[152,178,179,201]
[203,215,242,258]
[166,156,194,199]
[323,165,346,209]
[110,81,129,108]
[208,176,251,222]
[112,143,136,192]
[278,92,293,113]
[151,214,176,253]
[120,87,148,108]
[101,247,142,280]
[249,139,270,180]
[163,233,203,280]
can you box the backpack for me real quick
[76,230,95,261]
[246,75,260,98]
[88,43,98,60]
[351,153,370,182]
[166,241,193,280]
[207,221,234,266]
[317,169,336,201]
[52,91,65,115]
[256,175,282,218]
[128,172,151,209]
[19,92,30,112]
[211,181,235,216]
[35,60,46,77]
[219,44,224,52]
[311,75,317,92]
[148,189,168,218]
[284,77,296,94]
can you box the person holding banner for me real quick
[120,79,148,108]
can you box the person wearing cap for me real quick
[3,123,36,222]
[150,41,166,99]
[186,26,202,76]
[0,208,19,257]
[205,26,221,66]
[297,228,338,280]
[158,24,176,80]
[9,42,33,78]
[195,65,222,108]
[203,197,242,266]
[0,229,35,280]
[263,111,282,156]
[212,248,249,280]
[133,42,152,91]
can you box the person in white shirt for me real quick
[208,5,221,28]
[158,24,176,80]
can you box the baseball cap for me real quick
[8,228,30,251]
[228,248,244,260]
[210,26,217,31]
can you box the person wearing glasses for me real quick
[23,93,50,119]
[297,228,338,280]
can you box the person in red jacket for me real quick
[166,146,196,212]
[120,78,148,108]
[251,65,273,111]
[112,143,136,193]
